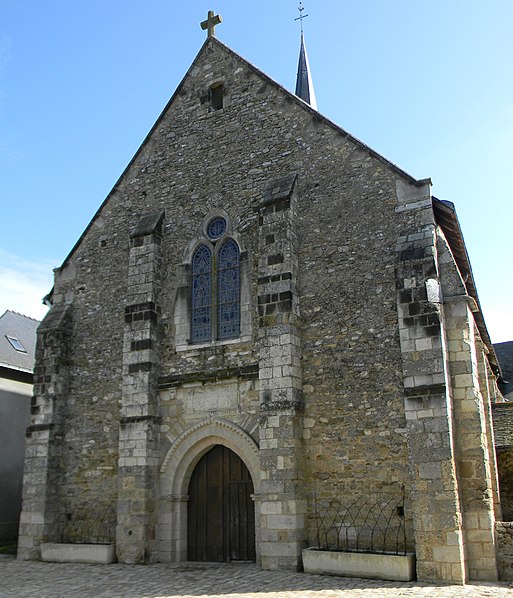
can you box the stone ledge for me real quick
[40,543,116,564]
[159,364,259,388]
[258,174,297,208]
[130,211,164,238]
[302,548,416,581]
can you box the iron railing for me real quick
[59,505,116,544]
[312,486,409,555]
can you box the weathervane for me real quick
[295,2,308,34]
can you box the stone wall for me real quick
[493,403,513,521]
[18,305,73,558]
[97,37,415,566]
[19,37,502,581]
[497,451,513,521]
[496,522,513,581]
[394,187,468,583]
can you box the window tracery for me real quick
[190,217,240,344]
[191,245,213,343]
[217,239,240,340]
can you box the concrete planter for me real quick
[40,543,116,564]
[302,548,416,581]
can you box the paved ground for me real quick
[1,557,513,598]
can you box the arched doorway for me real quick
[187,444,255,562]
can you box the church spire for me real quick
[294,3,317,110]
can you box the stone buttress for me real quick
[395,180,498,582]
[17,304,72,559]
[256,175,306,570]
[116,212,164,563]
[436,224,500,581]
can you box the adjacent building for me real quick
[0,310,38,542]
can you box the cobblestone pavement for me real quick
[1,557,513,598]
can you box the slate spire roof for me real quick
[295,32,317,110]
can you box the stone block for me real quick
[260,541,302,558]
[260,501,283,515]
[432,545,462,563]
[41,543,116,564]
[264,514,304,530]
[303,548,416,582]
[418,462,442,480]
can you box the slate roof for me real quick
[0,311,39,373]
[433,199,498,371]
[494,341,513,399]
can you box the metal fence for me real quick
[59,505,116,544]
[312,486,409,555]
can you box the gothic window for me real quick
[190,218,241,344]
[191,245,212,343]
[217,239,240,340]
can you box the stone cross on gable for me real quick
[201,10,222,38]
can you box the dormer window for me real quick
[5,335,26,353]
[209,84,224,111]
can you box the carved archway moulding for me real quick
[159,417,260,496]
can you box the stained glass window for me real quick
[217,239,240,340]
[191,245,212,343]
[207,217,226,240]
[190,223,241,345]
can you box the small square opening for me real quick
[209,84,224,111]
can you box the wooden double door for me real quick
[187,445,256,562]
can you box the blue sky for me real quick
[0,1,512,343]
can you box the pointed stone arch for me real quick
[174,211,252,350]
[157,418,261,563]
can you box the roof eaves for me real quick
[0,360,33,374]
[432,197,498,369]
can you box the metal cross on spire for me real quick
[295,2,308,35]
[294,2,317,110]
[201,10,222,38]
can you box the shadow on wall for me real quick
[0,392,31,543]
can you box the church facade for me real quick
[19,29,505,582]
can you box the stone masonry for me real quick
[117,212,164,563]
[493,402,513,521]
[18,305,72,558]
[18,36,508,582]
[257,175,306,570]
[395,182,467,583]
